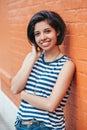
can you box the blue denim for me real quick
[14,118,63,130]
[15,119,50,130]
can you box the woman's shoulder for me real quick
[58,54,75,70]
[62,56,75,73]
[59,54,72,62]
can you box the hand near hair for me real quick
[31,45,43,60]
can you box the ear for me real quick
[57,31,60,36]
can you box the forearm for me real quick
[21,91,54,112]
[11,45,43,94]
[11,54,36,94]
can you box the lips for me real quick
[40,40,51,47]
[42,42,50,47]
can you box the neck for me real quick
[44,47,61,62]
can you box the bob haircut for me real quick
[27,10,66,46]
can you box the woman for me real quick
[11,10,75,130]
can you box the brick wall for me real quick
[0,0,87,129]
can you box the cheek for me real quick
[51,34,57,42]
[35,37,41,47]
[35,37,39,43]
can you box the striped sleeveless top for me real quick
[17,53,71,130]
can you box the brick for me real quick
[76,113,87,130]
[30,0,42,5]
[67,23,87,36]
[75,60,87,74]
[75,85,87,102]
[64,9,87,23]
[56,0,87,10]
[68,48,87,61]
[75,72,87,88]
[67,93,87,113]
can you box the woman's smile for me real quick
[40,39,51,47]
[34,20,58,50]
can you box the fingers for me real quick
[31,44,43,58]
[36,46,41,51]
[32,44,42,52]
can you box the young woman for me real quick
[11,10,75,130]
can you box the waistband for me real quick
[21,119,42,126]
[15,118,51,130]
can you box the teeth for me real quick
[40,40,50,44]
[41,41,49,44]
[42,42,48,44]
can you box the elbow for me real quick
[47,102,57,112]
[11,85,18,94]
[48,106,56,112]
[11,86,18,94]
[10,79,19,94]
[46,97,58,112]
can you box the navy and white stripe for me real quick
[17,53,71,129]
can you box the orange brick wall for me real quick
[0,0,87,129]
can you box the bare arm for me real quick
[21,60,75,112]
[11,46,42,94]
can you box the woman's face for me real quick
[34,20,58,51]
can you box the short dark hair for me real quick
[27,10,66,46]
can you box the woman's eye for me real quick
[45,29,51,33]
[34,32,40,37]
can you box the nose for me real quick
[40,33,46,40]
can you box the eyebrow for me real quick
[34,28,51,33]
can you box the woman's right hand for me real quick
[31,45,43,60]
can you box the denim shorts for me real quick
[14,118,51,130]
[14,118,63,130]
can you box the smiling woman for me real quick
[11,10,75,130]
[34,21,58,50]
